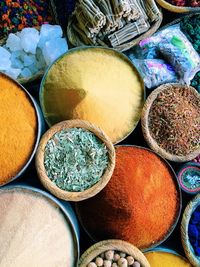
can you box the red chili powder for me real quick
[76,146,180,250]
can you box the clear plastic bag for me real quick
[135,35,161,59]
[158,24,200,85]
[133,59,179,89]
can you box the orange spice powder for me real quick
[76,146,180,250]
[0,74,37,185]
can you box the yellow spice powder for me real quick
[0,74,37,185]
[0,188,75,267]
[41,48,144,143]
[145,251,192,267]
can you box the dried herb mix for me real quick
[44,128,109,192]
[148,86,200,156]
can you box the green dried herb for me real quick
[44,128,109,192]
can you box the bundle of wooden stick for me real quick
[67,0,160,47]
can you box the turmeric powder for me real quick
[145,251,192,267]
[40,47,144,143]
[0,74,37,185]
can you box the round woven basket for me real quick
[181,194,200,267]
[156,0,200,13]
[67,0,162,52]
[79,239,150,267]
[35,119,115,202]
[141,83,200,162]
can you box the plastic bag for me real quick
[135,35,161,59]
[158,24,200,85]
[133,59,179,89]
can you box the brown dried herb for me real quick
[148,86,200,156]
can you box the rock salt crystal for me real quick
[42,38,68,65]
[38,24,63,49]
[6,34,22,51]
[0,25,68,80]
[20,28,40,54]
[0,47,11,70]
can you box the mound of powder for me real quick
[0,188,76,267]
[40,48,144,143]
[0,74,37,185]
[76,146,180,250]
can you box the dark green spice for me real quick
[181,167,200,191]
[44,128,109,192]
[149,86,200,156]
[191,71,200,93]
[180,14,200,54]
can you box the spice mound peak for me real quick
[76,146,180,249]
[40,47,145,144]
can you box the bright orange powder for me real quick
[76,146,179,250]
[0,74,37,185]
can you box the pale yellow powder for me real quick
[0,188,76,267]
[41,48,144,143]
[145,251,192,267]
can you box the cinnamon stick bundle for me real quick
[108,18,150,47]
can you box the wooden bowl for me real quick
[181,194,200,267]
[141,83,200,162]
[156,0,200,13]
[79,239,150,267]
[35,119,115,202]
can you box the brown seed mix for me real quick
[148,86,200,156]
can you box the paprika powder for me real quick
[76,146,180,250]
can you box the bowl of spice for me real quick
[79,239,150,267]
[177,163,200,194]
[36,119,115,201]
[0,184,79,267]
[145,248,192,266]
[155,0,200,13]
[181,193,200,267]
[40,46,145,144]
[141,83,200,162]
[0,72,43,186]
[76,145,181,251]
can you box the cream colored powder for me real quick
[0,188,76,267]
[41,48,144,143]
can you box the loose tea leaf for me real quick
[44,128,109,192]
[148,86,200,156]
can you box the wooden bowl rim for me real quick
[181,193,200,267]
[35,119,115,202]
[75,144,182,251]
[141,83,200,162]
[156,0,200,13]
[79,239,150,267]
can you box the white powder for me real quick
[0,188,76,267]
